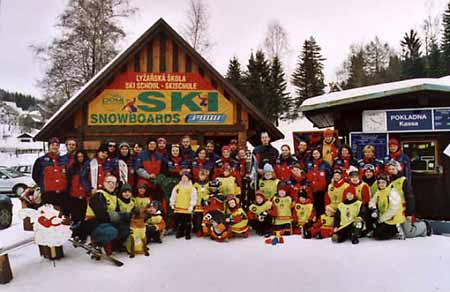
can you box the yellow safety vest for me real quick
[147,214,164,226]
[354,182,369,202]
[389,177,406,205]
[174,184,194,214]
[272,196,292,225]
[194,182,209,212]
[85,189,117,220]
[259,178,280,200]
[373,187,405,225]
[369,182,378,198]
[337,200,362,227]
[134,197,150,210]
[126,226,147,254]
[248,201,272,215]
[228,208,249,234]
[327,182,349,210]
[118,198,135,213]
[218,176,239,196]
[294,203,314,225]
[320,214,334,228]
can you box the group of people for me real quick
[31,130,431,257]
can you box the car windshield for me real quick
[2,168,24,178]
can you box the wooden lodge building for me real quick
[300,77,450,219]
[35,18,283,149]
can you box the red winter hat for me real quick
[277,182,290,192]
[343,185,356,200]
[221,145,231,152]
[389,138,400,147]
[255,190,266,200]
[324,128,334,138]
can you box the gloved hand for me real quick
[170,204,175,210]
[371,209,378,219]
[108,211,121,223]
[201,199,209,207]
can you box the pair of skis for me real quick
[69,238,123,267]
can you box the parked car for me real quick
[0,194,12,229]
[10,165,32,176]
[0,168,35,197]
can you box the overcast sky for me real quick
[0,0,449,98]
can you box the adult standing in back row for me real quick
[253,132,279,181]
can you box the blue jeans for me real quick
[91,223,118,246]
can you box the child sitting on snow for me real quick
[332,186,368,244]
[347,170,371,205]
[134,183,151,210]
[170,172,197,240]
[270,182,294,235]
[144,200,166,243]
[324,169,349,211]
[193,169,210,237]
[247,190,273,236]
[293,190,316,237]
[225,196,249,238]
[258,164,280,200]
[307,205,336,239]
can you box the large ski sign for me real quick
[88,72,235,125]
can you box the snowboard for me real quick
[69,238,124,267]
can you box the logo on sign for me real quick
[186,114,226,123]
[102,93,125,112]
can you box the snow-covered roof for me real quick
[300,77,450,112]
[1,101,24,115]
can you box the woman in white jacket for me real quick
[369,174,405,240]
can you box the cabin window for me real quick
[402,139,441,174]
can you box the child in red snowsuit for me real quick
[307,205,336,239]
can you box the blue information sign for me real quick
[350,133,388,160]
[386,109,433,131]
[433,109,450,130]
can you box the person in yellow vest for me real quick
[270,182,294,235]
[217,165,240,197]
[144,200,166,243]
[170,172,197,240]
[293,190,316,237]
[361,164,378,196]
[225,196,249,238]
[307,205,336,239]
[320,128,339,166]
[332,186,368,244]
[258,164,280,200]
[134,183,151,210]
[368,174,404,240]
[386,160,432,238]
[117,183,135,214]
[324,169,349,211]
[81,174,130,255]
[193,169,210,237]
[347,170,371,205]
[247,191,273,236]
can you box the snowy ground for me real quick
[1,198,450,292]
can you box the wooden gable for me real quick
[36,18,283,145]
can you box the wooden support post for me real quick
[0,254,13,284]
[38,245,64,260]
[238,131,247,148]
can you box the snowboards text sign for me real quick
[88,72,235,126]
[386,109,433,131]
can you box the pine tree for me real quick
[441,2,450,75]
[428,38,442,77]
[225,56,244,93]
[345,48,369,89]
[268,56,291,123]
[400,29,425,79]
[291,37,325,116]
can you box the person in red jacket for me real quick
[275,144,298,182]
[135,137,164,191]
[191,147,213,182]
[295,139,312,169]
[67,150,91,223]
[213,145,241,183]
[32,137,68,212]
[332,145,359,181]
[61,137,78,169]
[305,148,332,216]
[157,137,169,159]
[287,164,312,202]
[90,144,118,193]
[320,128,339,166]
[347,170,371,205]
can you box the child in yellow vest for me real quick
[170,172,197,240]
[217,165,240,197]
[324,168,349,211]
[144,200,166,243]
[247,191,273,236]
[270,182,294,235]
[332,186,367,244]
[193,169,210,237]
[117,183,135,214]
[258,164,280,200]
[307,205,336,239]
[134,183,151,210]
[225,196,249,238]
[293,190,316,237]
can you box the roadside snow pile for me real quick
[1,199,449,292]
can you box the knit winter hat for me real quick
[263,163,274,173]
[120,183,132,194]
[386,159,401,171]
[389,138,400,147]
[221,145,231,152]
[137,182,147,190]
[97,143,109,153]
[333,168,343,175]
[157,137,167,143]
[348,170,359,178]
[277,181,290,192]
[343,185,356,199]
[255,190,266,200]
[376,173,390,183]
[119,142,130,149]
[324,128,334,137]
[363,164,375,172]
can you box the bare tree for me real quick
[263,20,290,60]
[422,0,441,56]
[183,0,212,54]
[32,0,137,120]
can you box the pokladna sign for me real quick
[88,72,235,125]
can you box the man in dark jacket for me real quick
[252,132,279,179]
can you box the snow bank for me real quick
[1,198,449,292]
